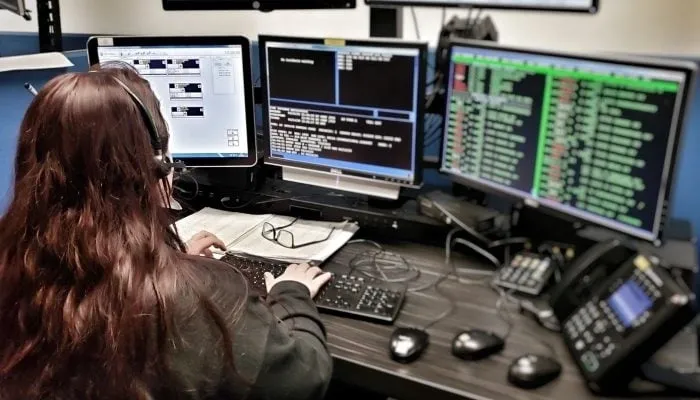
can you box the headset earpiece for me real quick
[109,76,172,179]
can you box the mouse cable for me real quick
[495,287,516,341]
[420,230,499,331]
[494,287,559,358]
[422,280,457,331]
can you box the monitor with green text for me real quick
[440,40,696,242]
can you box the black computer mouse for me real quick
[389,327,429,363]
[507,354,562,389]
[451,329,505,361]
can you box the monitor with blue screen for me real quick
[87,36,258,168]
[259,36,427,199]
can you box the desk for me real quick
[321,241,698,400]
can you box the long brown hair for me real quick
[0,65,236,399]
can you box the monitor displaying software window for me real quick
[87,36,257,167]
[440,40,696,242]
[259,36,426,198]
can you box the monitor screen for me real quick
[260,36,426,187]
[87,36,257,168]
[440,41,695,242]
[364,0,597,12]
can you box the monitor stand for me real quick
[282,166,402,200]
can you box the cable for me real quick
[422,282,457,330]
[470,8,483,31]
[488,237,530,249]
[346,240,422,285]
[348,230,501,332]
[493,285,560,353]
[347,239,382,249]
[349,248,421,284]
[455,220,491,245]
[441,7,446,26]
[253,195,311,206]
[410,7,421,40]
[495,288,515,341]
[420,229,500,330]
[220,195,260,210]
[453,238,501,269]
[425,72,443,109]
[172,170,199,201]
[417,229,461,329]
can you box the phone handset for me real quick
[548,239,626,321]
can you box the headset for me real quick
[109,77,186,179]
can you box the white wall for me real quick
[0,0,36,31]
[2,0,700,55]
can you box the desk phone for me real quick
[493,252,555,296]
[550,240,695,393]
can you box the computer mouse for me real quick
[507,354,562,389]
[389,327,429,363]
[451,329,505,361]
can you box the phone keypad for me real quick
[493,253,554,296]
[564,300,620,368]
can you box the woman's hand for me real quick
[264,263,333,298]
[186,230,226,258]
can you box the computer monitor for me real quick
[163,0,355,10]
[87,36,257,168]
[259,36,427,200]
[440,40,696,243]
[364,0,598,12]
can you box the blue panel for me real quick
[0,32,93,57]
[670,79,700,235]
[0,45,89,213]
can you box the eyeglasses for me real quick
[261,218,336,249]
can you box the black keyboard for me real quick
[220,253,405,324]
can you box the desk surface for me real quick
[321,241,698,400]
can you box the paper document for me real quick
[175,207,358,263]
[0,52,74,73]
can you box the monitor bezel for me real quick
[364,0,598,13]
[258,35,427,188]
[162,0,355,10]
[439,38,697,243]
[87,35,258,168]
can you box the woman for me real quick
[0,64,333,400]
